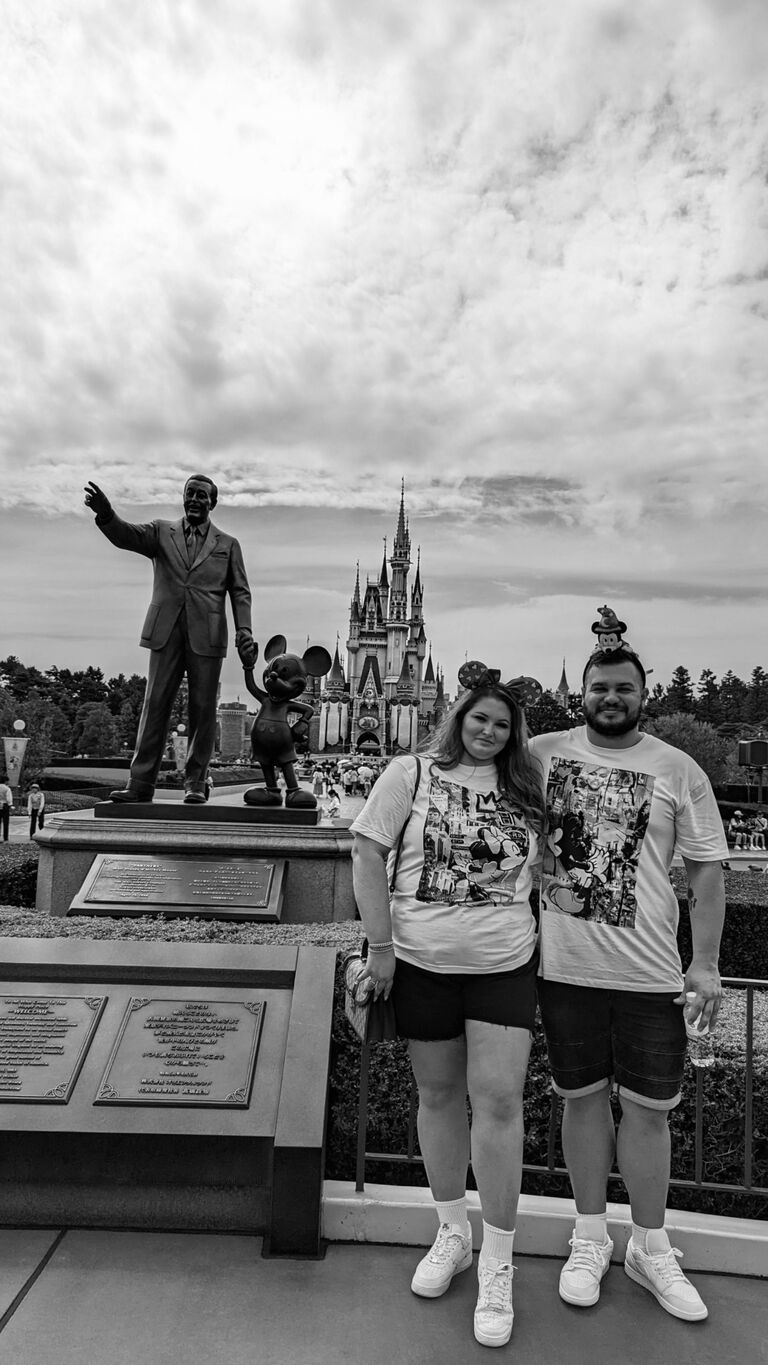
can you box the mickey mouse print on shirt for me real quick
[415,773,531,907]
[542,758,654,927]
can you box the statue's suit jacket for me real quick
[96,514,252,656]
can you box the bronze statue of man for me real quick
[84,475,256,803]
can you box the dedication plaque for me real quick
[0,994,106,1103]
[95,997,265,1108]
[69,855,286,921]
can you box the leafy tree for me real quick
[644,713,731,785]
[718,670,749,724]
[745,666,768,727]
[643,682,668,721]
[106,673,146,718]
[72,702,119,757]
[695,669,721,727]
[527,693,574,736]
[0,656,47,702]
[0,691,55,782]
[664,665,696,715]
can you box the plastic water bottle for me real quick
[684,992,715,1069]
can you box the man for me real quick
[529,621,726,1323]
[0,780,11,841]
[27,783,45,836]
[84,476,256,803]
[727,810,746,850]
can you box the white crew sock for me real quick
[575,1213,609,1244]
[434,1197,471,1240]
[480,1220,515,1265]
[632,1223,670,1254]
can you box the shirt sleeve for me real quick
[674,776,729,861]
[349,757,419,850]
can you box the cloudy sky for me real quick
[1,0,766,704]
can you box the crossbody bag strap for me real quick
[388,755,422,894]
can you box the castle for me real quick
[314,484,446,756]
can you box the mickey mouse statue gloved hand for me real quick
[243,635,332,808]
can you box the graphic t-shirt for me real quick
[528,727,728,991]
[350,756,539,974]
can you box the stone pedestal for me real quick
[35,807,356,922]
[0,939,336,1256]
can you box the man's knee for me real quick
[618,1094,671,1133]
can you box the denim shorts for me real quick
[391,952,538,1041]
[536,978,687,1111]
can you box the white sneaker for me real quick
[474,1257,514,1348]
[624,1241,708,1321]
[559,1234,613,1306]
[410,1223,473,1298]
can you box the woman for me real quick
[350,663,544,1349]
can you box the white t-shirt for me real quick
[528,727,728,992]
[350,755,539,974]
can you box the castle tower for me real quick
[342,483,440,756]
[384,480,412,694]
[555,659,570,711]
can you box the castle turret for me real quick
[555,659,569,711]
[325,645,346,701]
[379,539,389,619]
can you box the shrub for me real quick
[0,846,39,908]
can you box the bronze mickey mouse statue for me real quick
[243,635,332,808]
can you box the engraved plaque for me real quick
[95,997,265,1107]
[0,994,106,1104]
[69,855,286,921]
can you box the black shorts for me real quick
[391,952,538,1041]
[536,978,687,1111]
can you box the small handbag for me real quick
[343,942,397,1044]
[343,756,424,1046]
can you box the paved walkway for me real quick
[0,1228,764,1364]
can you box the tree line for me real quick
[0,655,186,778]
[1,654,765,790]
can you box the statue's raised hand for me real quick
[84,481,112,519]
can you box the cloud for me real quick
[1,1,766,700]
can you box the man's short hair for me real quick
[184,475,218,509]
[582,648,647,688]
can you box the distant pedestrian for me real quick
[312,768,326,800]
[357,763,374,797]
[728,811,747,850]
[204,773,214,802]
[27,784,45,837]
[325,786,341,821]
[750,811,766,851]
[0,781,11,841]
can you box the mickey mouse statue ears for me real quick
[591,605,630,654]
[458,660,543,709]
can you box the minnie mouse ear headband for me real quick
[458,660,543,710]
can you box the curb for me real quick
[322,1182,768,1277]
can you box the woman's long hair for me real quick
[420,685,545,833]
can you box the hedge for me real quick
[0,846,39,908]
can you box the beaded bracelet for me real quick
[367,940,394,953]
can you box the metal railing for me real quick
[354,977,767,1203]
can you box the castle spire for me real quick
[379,538,389,589]
[393,478,410,560]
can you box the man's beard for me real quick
[583,699,642,737]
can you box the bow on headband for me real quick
[458,660,543,709]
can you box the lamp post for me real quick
[2,720,29,801]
